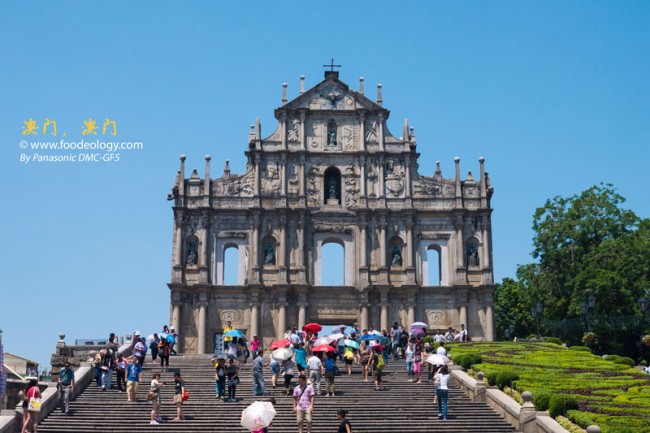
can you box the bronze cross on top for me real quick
[323,58,341,72]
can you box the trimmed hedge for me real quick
[495,371,520,390]
[569,345,592,352]
[549,394,579,418]
[453,353,483,370]
[546,337,562,345]
[605,355,635,367]
[533,391,552,411]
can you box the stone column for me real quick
[173,213,183,268]
[298,292,307,330]
[360,303,369,331]
[481,217,491,269]
[359,112,365,151]
[254,154,261,196]
[300,111,306,151]
[407,293,415,327]
[171,292,181,351]
[485,302,494,341]
[278,291,287,339]
[369,220,377,268]
[404,155,411,197]
[379,217,387,267]
[378,113,384,151]
[297,216,305,277]
[405,220,414,268]
[359,217,367,267]
[198,215,208,267]
[380,291,389,331]
[250,291,259,338]
[197,294,207,354]
[279,216,287,283]
[459,304,467,329]
[359,155,366,197]
[281,154,287,196]
[281,112,287,150]
[299,155,305,196]
[378,157,385,198]
[249,215,260,283]
[455,215,465,284]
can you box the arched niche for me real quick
[324,166,342,205]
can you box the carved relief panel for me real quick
[261,159,281,196]
[384,157,405,198]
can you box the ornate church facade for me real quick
[168,70,495,354]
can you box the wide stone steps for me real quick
[39,355,516,432]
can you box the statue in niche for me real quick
[327,177,338,200]
[186,241,198,266]
[327,128,337,147]
[264,244,276,265]
[468,244,479,267]
[391,246,403,266]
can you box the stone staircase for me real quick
[38,354,516,432]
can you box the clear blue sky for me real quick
[1,1,648,370]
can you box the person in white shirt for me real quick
[404,342,415,381]
[307,354,323,395]
[459,324,468,342]
[434,365,450,420]
[436,341,447,357]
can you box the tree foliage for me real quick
[496,183,650,357]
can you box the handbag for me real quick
[181,391,190,401]
[146,390,157,401]
[28,398,42,412]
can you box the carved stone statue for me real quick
[327,177,338,200]
[468,244,479,267]
[328,128,337,147]
[186,242,198,266]
[391,246,403,266]
[264,244,276,265]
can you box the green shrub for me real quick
[549,395,579,418]
[569,345,591,352]
[533,391,552,411]
[546,337,561,345]
[603,354,635,367]
[566,410,596,429]
[453,353,482,370]
[613,356,635,367]
[495,371,520,390]
[423,336,434,345]
[486,371,498,386]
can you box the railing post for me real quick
[518,391,537,433]
[475,372,486,402]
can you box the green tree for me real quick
[531,183,639,319]
[496,184,650,356]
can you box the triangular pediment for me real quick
[279,76,386,114]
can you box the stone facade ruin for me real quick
[168,70,495,354]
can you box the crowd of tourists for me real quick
[212,320,461,432]
[35,321,463,432]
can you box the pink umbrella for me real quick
[269,339,292,350]
[312,344,336,353]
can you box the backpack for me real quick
[344,348,354,361]
[376,354,385,371]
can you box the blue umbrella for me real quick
[343,339,360,349]
[165,334,176,343]
[224,329,245,338]
[358,334,378,341]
